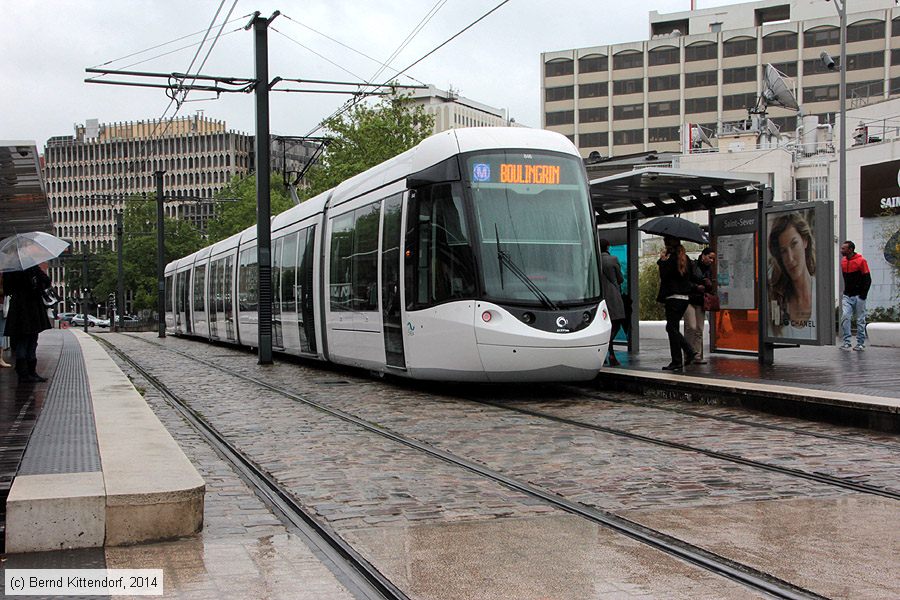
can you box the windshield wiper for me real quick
[494,224,559,311]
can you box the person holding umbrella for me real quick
[656,235,697,371]
[0,232,70,383]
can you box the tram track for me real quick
[118,334,825,600]
[565,385,900,452]
[98,338,409,600]
[463,397,900,502]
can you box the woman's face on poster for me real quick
[777,224,808,281]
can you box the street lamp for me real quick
[826,0,847,295]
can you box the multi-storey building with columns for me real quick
[542,0,900,158]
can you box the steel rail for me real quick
[98,338,408,600]
[467,398,900,502]
[566,386,900,452]
[124,335,825,600]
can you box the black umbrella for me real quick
[639,216,708,244]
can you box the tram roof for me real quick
[0,141,53,240]
[589,167,768,224]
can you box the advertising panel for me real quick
[860,158,900,218]
[763,202,834,345]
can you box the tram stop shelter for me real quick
[589,167,772,360]
[0,141,54,239]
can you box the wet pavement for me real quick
[74,332,900,599]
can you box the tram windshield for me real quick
[465,151,600,307]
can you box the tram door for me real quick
[183,271,193,334]
[272,237,284,349]
[381,194,405,368]
[224,255,235,342]
[297,227,317,354]
[208,259,219,339]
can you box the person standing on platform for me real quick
[840,240,871,351]
[2,262,53,382]
[657,236,697,371]
[0,277,10,368]
[599,239,625,367]
[685,248,716,364]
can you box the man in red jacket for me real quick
[840,240,872,351]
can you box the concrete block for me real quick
[868,323,900,347]
[6,472,105,553]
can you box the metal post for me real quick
[82,251,89,334]
[156,170,166,338]
[625,214,640,354]
[837,0,847,297]
[116,210,125,333]
[250,11,279,365]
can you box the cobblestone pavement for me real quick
[105,354,358,600]
[102,333,900,599]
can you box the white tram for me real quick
[165,127,611,382]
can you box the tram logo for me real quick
[556,316,569,329]
[472,163,491,182]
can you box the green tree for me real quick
[207,172,295,244]
[301,93,435,199]
[638,259,664,321]
[66,197,204,313]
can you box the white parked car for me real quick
[70,315,110,328]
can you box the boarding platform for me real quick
[0,329,204,554]
[600,339,900,432]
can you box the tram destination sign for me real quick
[499,164,561,185]
[860,158,900,218]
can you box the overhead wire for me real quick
[303,0,512,137]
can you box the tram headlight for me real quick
[584,311,593,323]
[521,312,535,324]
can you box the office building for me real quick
[406,85,519,133]
[542,0,899,158]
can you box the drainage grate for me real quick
[18,332,101,475]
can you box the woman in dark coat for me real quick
[656,236,697,371]
[599,239,625,366]
[2,263,53,382]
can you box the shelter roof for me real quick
[589,167,768,224]
[0,141,53,240]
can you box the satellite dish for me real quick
[761,64,799,111]
[691,124,714,148]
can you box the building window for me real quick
[649,74,680,92]
[580,132,608,147]
[685,97,717,113]
[803,26,840,48]
[723,66,757,84]
[579,82,608,98]
[769,116,798,131]
[648,46,679,66]
[803,56,840,74]
[771,61,798,77]
[849,79,884,99]
[709,22,723,33]
[844,51,885,71]
[578,54,608,73]
[545,86,575,102]
[893,48,900,66]
[803,84,839,103]
[762,32,798,53]
[846,21,885,43]
[723,92,757,111]
[648,126,680,142]
[723,37,756,57]
[891,77,900,96]
[613,103,644,120]
[545,110,575,126]
[613,51,643,70]
[612,78,643,95]
[579,107,609,123]
[613,129,644,145]
[545,59,574,77]
[685,70,718,88]
[894,17,900,37]
[685,42,717,62]
[649,100,680,117]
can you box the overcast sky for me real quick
[3,0,748,150]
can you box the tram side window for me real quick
[405,183,476,309]
[238,248,258,311]
[281,233,298,313]
[193,266,205,313]
[165,275,173,312]
[329,202,381,312]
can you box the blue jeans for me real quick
[841,295,867,346]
